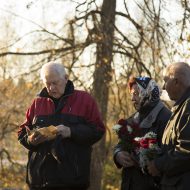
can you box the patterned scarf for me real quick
[129,77,163,128]
[129,76,161,108]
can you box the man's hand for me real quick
[57,125,71,138]
[147,160,160,176]
[116,151,136,168]
[26,127,48,145]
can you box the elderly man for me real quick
[147,62,190,190]
[113,76,171,190]
[18,62,105,190]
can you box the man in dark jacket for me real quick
[147,62,190,190]
[113,76,171,190]
[18,62,105,190]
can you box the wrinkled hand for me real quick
[147,160,160,176]
[116,151,136,168]
[26,127,48,145]
[56,125,71,138]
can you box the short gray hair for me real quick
[40,62,66,81]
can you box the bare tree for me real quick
[89,1,116,189]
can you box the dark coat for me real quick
[154,88,190,190]
[18,81,105,189]
[113,101,171,190]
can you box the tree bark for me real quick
[89,0,116,190]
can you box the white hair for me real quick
[40,62,66,81]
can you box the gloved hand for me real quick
[56,125,71,138]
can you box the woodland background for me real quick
[0,0,190,190]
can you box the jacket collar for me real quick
[172,86,190,112]
[174,86,190,106]
[38,80,74,98]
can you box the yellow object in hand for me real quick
[37,125,58,140]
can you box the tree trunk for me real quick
[89,0,116,190]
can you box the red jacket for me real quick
[18,80,105,189]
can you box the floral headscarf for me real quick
[128,76,161,107]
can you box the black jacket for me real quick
[155,87,190,190]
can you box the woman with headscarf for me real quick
[113,76,171,190]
